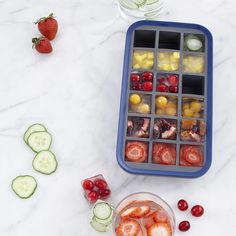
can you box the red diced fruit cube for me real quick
[143,82,153,91]
[142,71,153,81]
[82,179,94,190]
[157,84,168,92]
[167,75,178,86]
[169,85,178,93]
[94,178,108,190]
[131,74,140,82]
[158,77,165,84]
[87,191,98,203]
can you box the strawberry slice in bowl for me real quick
[115,219,141,236]
[125,141,148,163]
[147,223,172,236]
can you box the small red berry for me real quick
[143,82,153,91]
[191,205,204,217]
[168,75,178,86]
[179,221,190,232]
[94,178,108,190]
[142,71,153,81]
[158,77,165,84]
[87,191,98,203]
[131,74,140,82]
[82,179,94,190]
[131,82,142,91]
[169,85,178,93]
[177,199,188,211]
[98,189,111,199]
[157,84,168,92]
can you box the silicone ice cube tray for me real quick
[116,20,213,178]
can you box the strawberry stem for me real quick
[34,13,55,24]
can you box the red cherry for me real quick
[143,82,153,91]
[87,191,98,203]
[98,189,111,199]
[131,74,140,82]
[158,77,166,84]
[157,84,168,92]
[131,82,142,91]
[191,205,204,217]
[168,75,178,86]
[142,71,153,81]
[177,199,188,211]
[169,85,178,93]
[178,221,190,232]
[82,179,94,190]
[94,178,108,190]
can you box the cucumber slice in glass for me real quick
[119,0,138,9]
[24,124,47,144]
[146,0,160,5]
[28,131,52,153]
[134,0,147,7]
[94,213,113,226]
[93,202,112,220]
[12,175,37,199]
[90,217,111,232]
[33,150,57,175]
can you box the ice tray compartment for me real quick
[117,21,213,178]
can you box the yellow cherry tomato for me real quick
[190,101,202,113]
[138,103,150,114]
[183,108,194,117]
[165,107,177,116]
[156,96,168,109]
[130,94,141,105]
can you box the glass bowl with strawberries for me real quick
[112,192,175,236]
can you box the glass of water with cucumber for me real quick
[118,0,164,21]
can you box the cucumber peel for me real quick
[24,124,47,144]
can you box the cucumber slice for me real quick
[24,124,47,144]
[134,0,147,7]
[146,0,160,5]
[90,217,111,232]
[12,175,37,199]
[33,150,57,175]
[93,202,112,220]
[94,213,113,226]
[28,131,52,153]
[119,0,138,9]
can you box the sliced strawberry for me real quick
[167,75,178,86]
[180,145,203,167]
[121,207,139,220]
[125,142,148,163]
[130,205,150,218]
[147,223,172,236]
[153,209,169,223]
[143,214,156,229]
[159,147,176,165]
[115,220,141,236]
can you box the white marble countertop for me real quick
[0,0,236,235]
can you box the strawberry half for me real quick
[32,37,52,53]
[130,205,151,218]
[115,220,141,236]
[125,142,148,163]
[147,223,172,236]
[35,13,58,40]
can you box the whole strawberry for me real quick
[35,13,58,40]
[32,37,53,53]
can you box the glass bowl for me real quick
[112,192,176,235]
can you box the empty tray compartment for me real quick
[134,30,156,48]
[159,31,181,50]
[182,74,204,95]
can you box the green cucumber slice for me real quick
[94,213,113,226]
[119,0,138,9]
[134,0,147,7]
[146,0,160,5]
[93,202,112,220]
[24,124,47,143]
[12,175,37,199]
[90,217,111,232]
[28,131,52,153]
[33,150,57,175]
